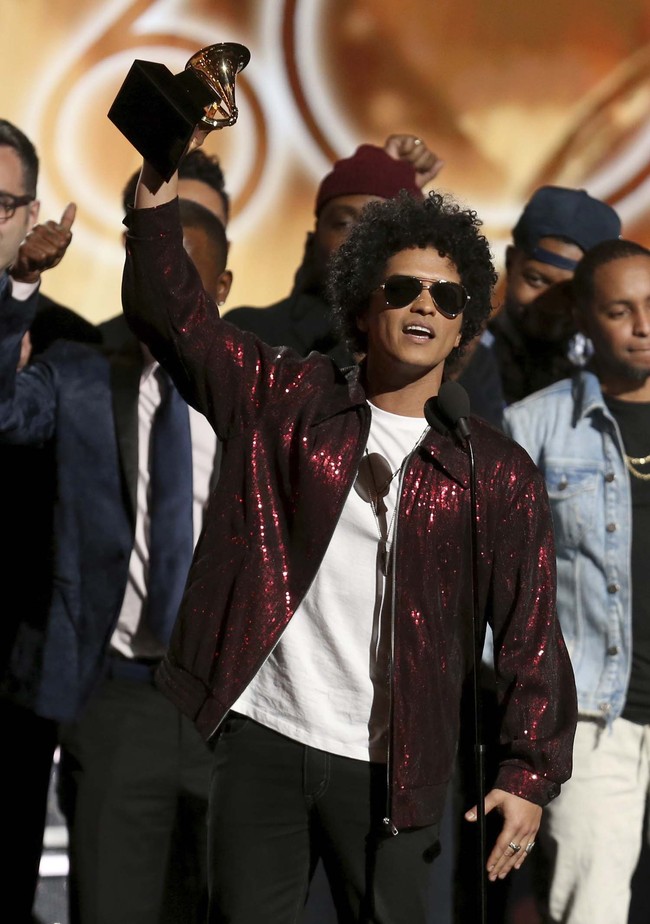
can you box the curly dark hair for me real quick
[327,191,497,360]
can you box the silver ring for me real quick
[508,841,522,853]
[413,137,422,146]
[525,842,535,854]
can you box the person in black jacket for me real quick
[489,185,621,404]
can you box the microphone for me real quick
[424,380,471,441]
[425,380,487,924]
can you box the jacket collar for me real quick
[309,360,367,427]
[110,351,144,526]
[420,427,470,488]
[571,370,608,427]
[310,360,469,487]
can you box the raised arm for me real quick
[123,153,327,441]
[134,161,179,210]
[133,128,209,210]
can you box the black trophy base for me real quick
[108,61,215,181]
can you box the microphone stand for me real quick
[425,386,487,924]
[464,431,487,924]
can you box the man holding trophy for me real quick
[115,43,576,923]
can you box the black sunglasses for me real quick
[378,274,469,319]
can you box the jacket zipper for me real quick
[382,439,430,836]
[382,458,410,837]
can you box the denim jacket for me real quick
[504,372,632,722]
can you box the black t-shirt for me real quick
[604,396,650,725]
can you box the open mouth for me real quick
[403,324,434,340]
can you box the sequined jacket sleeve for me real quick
[478,434,577,805]
[122,198,337,437]
[387,422,577,824]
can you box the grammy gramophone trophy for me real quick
[108,43,250,181]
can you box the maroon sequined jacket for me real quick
[122,199,576,830]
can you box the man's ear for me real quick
[356,309,368,334]
[216,270,233,307]
[27,198,40,232]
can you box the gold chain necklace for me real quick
[626,453,650,465]
[624,453,650,481]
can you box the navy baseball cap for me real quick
[512,186,621,271]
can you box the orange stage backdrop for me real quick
[1,0,650,323]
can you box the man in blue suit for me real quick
[0,197,232,924]
[0,117,101,922]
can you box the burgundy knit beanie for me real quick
[315,144,423,215]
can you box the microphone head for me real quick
[424,396,449,435]
[424,381,471,440]
[437,381,470,426]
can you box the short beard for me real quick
[594,355,650,387]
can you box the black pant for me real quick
[208,714,440,924]
[59,675,214,924]
[0,699,58,923]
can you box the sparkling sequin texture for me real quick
[123,199,577,830]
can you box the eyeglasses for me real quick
[378,274,470,319]
[0,192,35,222]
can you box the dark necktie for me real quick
[147,368,194,646]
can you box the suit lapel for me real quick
[110,354,142,527]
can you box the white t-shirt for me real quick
[232,402,428,761]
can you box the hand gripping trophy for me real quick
[108,42,250,179]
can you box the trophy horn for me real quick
[108,41,251,181]
[186,43,251,129]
